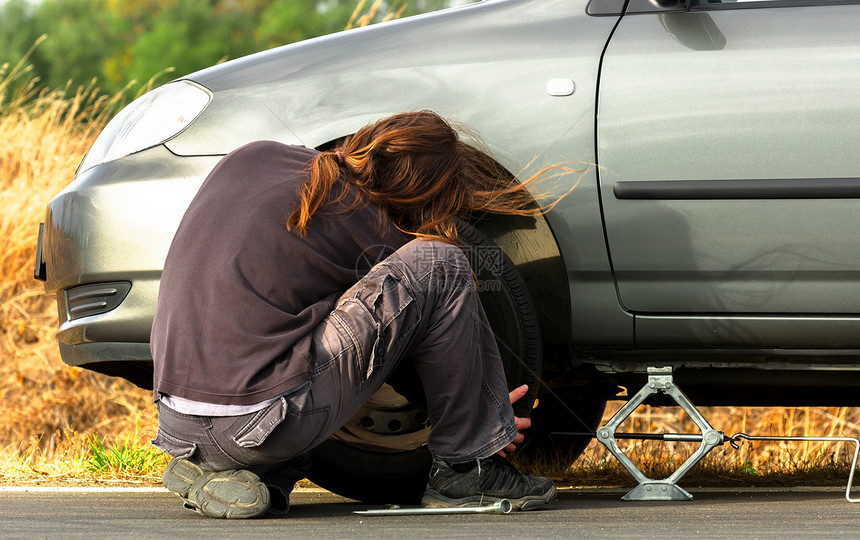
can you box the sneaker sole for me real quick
[163,458,271,519]
[421,484,557,511]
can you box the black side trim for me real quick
[614,178,860,200]
[622,0,860,14]
[689,0,860,12]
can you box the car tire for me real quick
[306,221,543,503]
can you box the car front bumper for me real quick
[39,145,223,378]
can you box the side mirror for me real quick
[626,0,691,13]
[659,12,727,51]
[649,0,689,8]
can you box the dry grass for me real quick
[517,403,860,489]
[1,48,160,485]
[2,52,859,489]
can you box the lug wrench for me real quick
[354,499,513,516]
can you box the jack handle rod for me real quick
[729,433,860,503]
[552,431,711,442]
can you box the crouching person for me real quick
[150,111,558,518]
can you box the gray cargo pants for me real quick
[153,239,518,493]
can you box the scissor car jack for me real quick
[574,366,860,502]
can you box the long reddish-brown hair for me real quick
[287,111,581,244]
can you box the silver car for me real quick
[35,0,860,502]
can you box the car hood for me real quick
[164,0,558,156]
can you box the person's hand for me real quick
[496,384,532,458]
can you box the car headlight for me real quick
[78,80,212,173]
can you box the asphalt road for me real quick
[2,486,858,539]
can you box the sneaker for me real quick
[421,455,556,511]
[162,457,271,519]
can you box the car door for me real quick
[596,0,860,347]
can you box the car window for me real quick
[689,0,858,7]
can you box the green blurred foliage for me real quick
[0,0,452,96]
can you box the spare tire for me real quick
[307,221,543,503]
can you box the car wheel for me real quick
[307,384,433,504]
[307,221,543,503]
